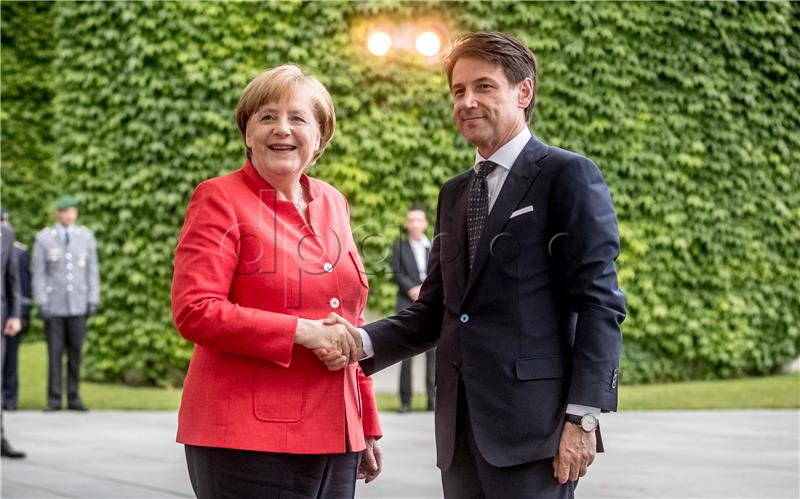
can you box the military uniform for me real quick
[32,223,100,410]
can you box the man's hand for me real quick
[3,318,21,336]
[294,317,356,363]
[408,285,421,302]
[552,420,596,484]
[312,313,363,371]
[358,437,382,483]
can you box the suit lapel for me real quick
[449,176,471,297]
[464,136,548,297]
[402,240,420,282]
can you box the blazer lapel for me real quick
[448,176,471,297]
[464,136,548,297]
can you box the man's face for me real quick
[405,210,428,240]
[56,207,78,226]
[450,57,533,157]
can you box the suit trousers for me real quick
[399,349,435,408]
[45,315,87,407]
[2,330,21,408]
[185,445,360,499]
[441,380,576,499]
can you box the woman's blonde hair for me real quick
[236,64,335,164]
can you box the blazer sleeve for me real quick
[391,242,418,295]
[357,367,383,439]
[171,181,297,367]
[550,157,626,411]
[361,194,445,375]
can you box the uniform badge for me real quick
[79,254,87,268]
[48,247,61,261]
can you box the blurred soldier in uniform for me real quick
[32,195,100,412]
[1,209,32,411]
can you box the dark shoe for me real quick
[1,438,26,459]
[397,404,411,414]
[2,403,17,411]
[43,404,61,412]
[68,401,88,412]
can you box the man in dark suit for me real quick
[391,204,434,413]
[2,210,32,411]
[1,214,26,458]
[323,32,625,498]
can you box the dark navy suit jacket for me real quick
[362,135,626,470]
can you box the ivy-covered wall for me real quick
[2,1,798,385]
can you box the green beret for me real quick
[55,195,78,210]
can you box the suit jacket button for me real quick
[459,314,469,323]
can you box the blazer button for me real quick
[459,314,469,323]
[329,297,340,308]
[323,262,334,272]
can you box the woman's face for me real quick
[245,89,321,180]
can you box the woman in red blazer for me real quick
[172,64,382,498]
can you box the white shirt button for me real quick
[329,297,340,309]
[67,284,74,292]
[66,274,74,281]
[65,253,72,260]
[323,262,334,272]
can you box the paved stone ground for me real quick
[2,409,798,498]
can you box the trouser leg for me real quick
[399,358,412,406]
[45,317,66,407]
[65,315,87,405]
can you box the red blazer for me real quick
[172,161,381,454]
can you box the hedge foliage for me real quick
[2,1,798,386]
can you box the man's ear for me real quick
[517,77,534,110]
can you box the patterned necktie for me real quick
[64,230,70,247]
[467,160,498,269]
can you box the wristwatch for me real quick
[565,413,598,433]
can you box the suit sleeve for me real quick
[550,157,626,412]
[171,181,297,367]
[87,231,100,306]
[360,193,445,375]
[391,242,418,295]
[4,228,22,320]
[31,235,47,310]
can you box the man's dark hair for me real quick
[442,31,538,122]
[408,202,427,217]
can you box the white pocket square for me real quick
[510,205,534,219]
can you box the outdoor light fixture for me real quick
[415,31,441,57]
[367,31,393,56]
[357,18,449,60]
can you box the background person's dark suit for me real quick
[391,239,434,411]
[2,223,23,454]
[362,135,625,494]
[3,242,31,410]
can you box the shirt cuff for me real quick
[358,328,374,360]
[566,404,600,418]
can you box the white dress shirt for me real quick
[408,235,431,281]
[359,127,599,418]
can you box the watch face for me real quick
[580,414,598,432]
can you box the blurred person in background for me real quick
[32,195,100,412]
[1,209,32,411]
[391,204,435,413]
[172,63,382,498]
[1,210,25,458]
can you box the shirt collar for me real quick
[409,235,431,249]
[473,127,532,173]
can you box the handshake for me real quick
[294,313,364,371]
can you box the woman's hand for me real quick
[358,437,382,483]
[294,317,357,364]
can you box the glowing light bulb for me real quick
[368,32,392,56]
[415,31,441,57]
